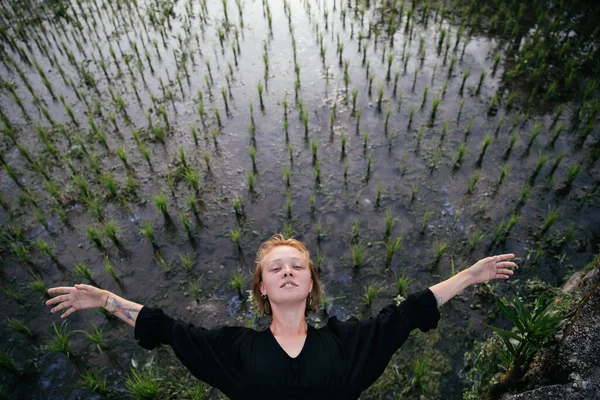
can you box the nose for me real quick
[284,265,293,276]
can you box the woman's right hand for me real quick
[46,284,107,319]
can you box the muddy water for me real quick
[0,0,599,398]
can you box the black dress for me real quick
[134,288,441,400]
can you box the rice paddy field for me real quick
[0,0,599,398]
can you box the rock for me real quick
[501,263,600,400]
[561,271,585,294]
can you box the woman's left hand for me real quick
[467,253,518,285]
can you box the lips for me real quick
[280,281,298,288]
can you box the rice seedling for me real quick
[246,171,256,193]
[383,105,393,135]
[539,206,559,237]
[125,367,161,399]
[383,235,403,268]
[421,86,429,109]
[29,274,49,300]
[434,242,448,266]
[454,143,467,170]
[526,121,543,152]
[257,81,264,110]
[375,183,383,208]
[545,153,565,184]
[421,210,434,233]
[153,191,170,220]
[396,271,412,297]
[231,270,245,299]
[518,183,532,206]
[180,212,194,240]
[4,317,34,339]
[350,243,365,268]
[2,285,24,305]
[564,162,580,189]
[410,183,418,203]
[86,226,103,250]
[314,159,321,184]
[430,95,441,122]
[76,323,105,353]
[477,135,493,166]
[363,284,385,307]
[368,73,375,95]
[329,108,335,133]
[503,214,519,242]
[213,107,222,130]
[355,109,362,134]
[301,109,309,136]
[311,139,318,164]
[103,255,118,281]
[0,350,22,375]
[408,106,415,129]
[74,261,94,282]
[139,221,158,250]
[100,172,118,198]
[377,83,384,111]
[178,252,193,275]
[231,194,245,222]
[469,229,486,251]
[504,134,517,160]
[231,227,242,251]
[530,152,549,183]
[77,368,107,396]
[154,252,172,274]
[476,69,486,94]
[48,320,72,357]
[384,208,396,237]
[459,68,470,95]
[366,154,372,180]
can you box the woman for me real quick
[46,234,517,399]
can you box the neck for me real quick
[269,305,308,337]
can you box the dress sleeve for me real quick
[324,288,440,397]
[133,306,246,392]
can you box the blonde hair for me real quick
[251,233,322,317]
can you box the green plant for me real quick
[434,242,448,265]
[231,270,245,299]
[74,261,94,282]
[470,229,486,251]
[179,253,193,274]
[396,272,412,296]
[483,293,567,397]
[363,284,385,307]
[125,367,161,399]
[153,192,169,220]
[231,227,242,251]
[383,235,403,267]
[422,210,434,232]
[87,226,103,249]
[77,367,108,395]
[468,171,481,194]
[76,323,105,353]
[102,220,121,246]
[29,274,48,299]
[385,208,395,237]
[139,221,158,249]
[350,243,365,268]
[104,255,118,281]
[4,317,34,338]
[48,320,72,357]
[0,350,21,375]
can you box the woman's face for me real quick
[259,245,313,308]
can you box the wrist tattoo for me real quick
[106,297,140,322]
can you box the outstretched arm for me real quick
[46,284,143,328]
[428,253,518,307]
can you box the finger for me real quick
[46,294,70,306]
[499,268,514,275]
[74,283,94,292]
[497,261,518,269]
[497,253,515,261]
[61,307,76,318]
[47,287,75,295]
[51,301,71,313]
